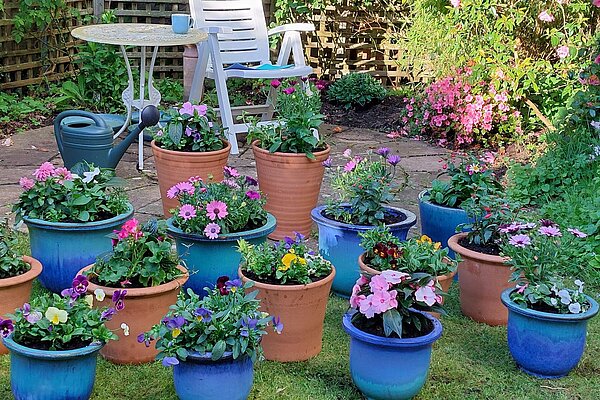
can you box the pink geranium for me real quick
[19,177,35,190]
[206,201,228,220]
[33,162,55,182]
[204,223,221,239]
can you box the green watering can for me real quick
[54,105,160,169]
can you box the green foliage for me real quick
[459,195,520,247]
[88,219,181,288]
[327,73,387,109]
[0,220,30,279]
[0,92,55,126]
[154,78,184,104]
[238,233,332,285]
[11,0,73,44]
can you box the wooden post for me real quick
[93,0,104,19]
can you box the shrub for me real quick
[327,73,387,109]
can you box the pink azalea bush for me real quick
[168,167,267,239]
[349,271,444,338]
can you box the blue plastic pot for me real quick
[342,310,442,400]
[3,335,102,400]
[501,288,599,379]
[418,190,472,259]
[311,205,416,297]
[166,214,276,296]
[173,352,254,400]
[23,204,134,293]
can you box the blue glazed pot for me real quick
[23,204,134,293]
[501,288,599,378]
[418,190,472,259]
[166,214,276,296]
[3,335,102,400]
[173,352,254,400]
[342,310,442,400]
[311,205,416,297]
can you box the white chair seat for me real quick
[206,65,313,79]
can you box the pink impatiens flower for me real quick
[179,102,195,116]
[556,46,570,59]
[509,234,531,247]
[371,289,398,314]
[358,295,377,318]
[539,226,562,237]
[567,228,588,238]
[204,223,221,239]
[538,10,555,22]
[19,177,35,190]
[415,280,437,306]
[206,201,228,220]
[33,162,55,182]
[380,270,409,284]
[369,275,390,292]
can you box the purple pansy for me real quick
[112,290,127,311]
[72,275,89,295]
[162,356,180,367]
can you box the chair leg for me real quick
[262,85,278,121]
[189,42,209,103]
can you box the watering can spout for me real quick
[109,105,161,168]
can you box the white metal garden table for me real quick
[71,24,207,170]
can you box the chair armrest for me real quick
[268,23,315,36]
[194,25,234,34]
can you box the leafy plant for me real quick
[0,220,30,279]
[327,73,387,109]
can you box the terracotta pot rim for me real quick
[358,253,456,281]
[22,203,134,230]
[447,233,507,264]
[251,140,330,158]
[238,266,335,291]
[78,265,189,297]
[0,255,42,287]
[151,139,231,156]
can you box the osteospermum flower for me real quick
[343,159,357,172]
[179,204,197,220]
[206,201,228,220]
[246,190,261,200]
[166,185,180,199]
[322,157,332,168]
[33,162,55,182]
[175,181,195,195]
[376,147,390,157]
[539,226,562,237]
[223,166,240,178]
[387,155,401,166]
[509,234,531,247]
[204,223,221,239]
[567,228,588,238]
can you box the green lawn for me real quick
[1,284,598,400]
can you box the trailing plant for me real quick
[0,220,30,279]
[327,73,387,109]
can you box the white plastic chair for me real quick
[188,0,315,154]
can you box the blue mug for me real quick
[171,14,194,34]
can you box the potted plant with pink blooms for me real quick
[165,166,275,295]
[343,270,443,400]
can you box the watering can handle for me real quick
[53,110,109,155]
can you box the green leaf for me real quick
[169,122,183,144]
[382,309,403,338]
[211,340,226,361]
[72,195,92,206]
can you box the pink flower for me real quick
[223,179,240,189]
[179,204,197,220]
[270,79,281,88]
[282,87,295,95]
[117,218,142,240]
[194,104,208,116]
[539,226,562,237]
[206,200,228,220]
[223,166,240,178]
[516,283,528,294]
[480,151,495,164]
[415,281,437,306]
[342,149,352,158]
[595,54,600,64]
[166,185,179,199]
[350,293,366,308]
[369,275,389,292]
[175,181,195,195]
[556,46,570,59]
[594,0,600,7]
[356,275,369,286]
[19,177,35,190]
[509,234,531,247]
[358,295,377,318]
[343,160,357,172]
[371,289,398,313]
[567,228,588,238]
[33,162,55,182]
[188,176,203,183]
[245,190,261,200]
[380,270,409,284]
[204,223,221,239]
[538,10,555,22]
[179,102,195,115]
[450,0,460,7]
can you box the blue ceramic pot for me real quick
[166,214,276,296]
[418,190,472,259]
[173,352,254,400]
[501,288,599,379]
[3,335,102,400]
[23,204,134,293]
[342,310,442,400]
[311,205,416,297]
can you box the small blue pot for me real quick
[343,310,442,400]
[418,190,472,259]
[501,288,599,379]
[3,335,102,400]
[166,214,276,296]
[311,205,416,297]
[173,352,254,400]
[23,204,134,293]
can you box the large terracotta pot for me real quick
[0,256,42,354]
[78,264,189,364]
[358,253,456,319]
[239,267,335,362]
[252,142,330,240]
[151,140,231,217]
[448,233,512,326]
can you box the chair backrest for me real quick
[189,0,270,65]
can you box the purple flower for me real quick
[162,356,180,367]
[60,287,79,301]
[101,308,116,321]
[245,190,261,200]
[0,318,14,338]
[179,102,195,116]
[137,333,152,347]
[294,231,305,243]
[283,236,295,249]
[193,132,202,141]
[272,316,283,334]
[112,290,127,311]
[567,228,588,238]
[225,279,242,292]
[509,234,531,248]
[539,219,557,228]
[282,87,295,95]
[204,223,221,239]
[387,155,401,166]
[22,303,30,315]
[185,127,193,137]
[539,226,562,237]
[216,276,230,295]
[270,79,281,88]
[240,316,258,337]
[179,204,197,220]
[376,147,390,157]
[175,181,195,195]
[166,316,186,329]
[72,275,89,295]
[245,176,258,186]
[223,166,240,178]
[25,311,42,324]
[322,157,332,168]
[194,307,212,323]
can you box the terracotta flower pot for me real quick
[358,253,456,319]
[0,256,42,354]
[252,141,330,240]
[448,233,512,326]
[78,264,189,364]
[151,140,231,217]
[239,267,335,362]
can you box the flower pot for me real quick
[358,253,456,319]
[78,264,189,364]
[342,310,442,400]
[173,352,254,400]
[166,214,276,296]
[418,190,472,259]
[448,233,512,326]
[152,140,231,217]
[0,256,42,355]
[23,204,134,293]
[252,142,330,240]
[238,267,335,362]
[3,335,102,400]
[501,288,599,378]
[311,205,417,298]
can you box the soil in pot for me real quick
[458,236,501,256]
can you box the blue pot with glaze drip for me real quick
[311,205,416,298]
[3,335,102,400]
[501,288,599,378]
[173,352,254,400]
[23,204,134,293]
[343,310,442,400]
[166,214,276,296]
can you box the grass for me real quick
[1,284,599,400]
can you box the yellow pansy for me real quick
[172,328,182,338]
[417,235,433,244]
[280,253,306,271]
[45,307,68,325]
[84,295,94,308]
[434,242,442,250]
[94,288,106,301]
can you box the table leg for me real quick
[114,45,135,139]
